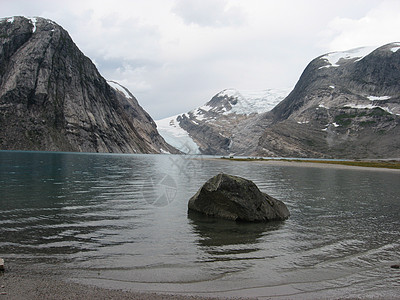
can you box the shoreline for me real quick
[0,262,252,300]
[0,271,241,300]
[218,157,400,172]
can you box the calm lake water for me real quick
[0,151,399,299]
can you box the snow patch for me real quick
[344,104,394,114]
[216,88,289,115]
[218,88,240,98]
[156,116,200,154]
[367,95,391,101]
[6,17,15,23]
[192,108,207,121]
[107,80,133,99]
[323,123,340,130]
[28,17,37,33]
[390,42,400,53]
[160,149,170,154]
[329,85,335,89]
[199,104,212,112]
[319,46,377,69]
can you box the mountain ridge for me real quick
[258,42,400,158]
[156,88,289,154]
[157,43,400,158]
[0,16,178,154]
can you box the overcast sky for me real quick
[2,0,400,119]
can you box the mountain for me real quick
[158,43,400,159]
[256,43,400,158]
[0,16,178,154]
[156,88,289,155]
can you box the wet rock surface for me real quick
[188,173,290,222]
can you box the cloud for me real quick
[3,0,400,120]
[323,0,400,51]
[172,0,246,27]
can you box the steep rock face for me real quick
[156,88,289,155]
[257,43,400,158]
[0,16,177,154]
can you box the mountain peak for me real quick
[205,88,289,115]
[156,87,289,154]
[318,42,400,69]
[0,16,177,154]
[1,16,59,34]
[318,46,378,69]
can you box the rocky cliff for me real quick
[0,16,177,154]
[257,43,400,158]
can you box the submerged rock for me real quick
[391,264,400,269]
[0,258,4,271]
[188,173,290,222]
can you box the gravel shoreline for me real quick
[0,272,241,300]
[0,264,250,300]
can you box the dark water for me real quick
[0,151,399,298]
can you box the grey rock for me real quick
[0,16,178,154]
[188,173,290,222]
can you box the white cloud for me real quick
[2,0,400,119]
[323,0,400,51]
[172,0,246,27]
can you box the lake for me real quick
[0,151,399,298]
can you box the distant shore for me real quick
[219,157,400,171]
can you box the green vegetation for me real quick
[334,113,355,126]
[369,107,391,116]
[333,107,393,127]
[359,120,376,126]
[221,157,400,170]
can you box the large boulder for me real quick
[188,173,290,222]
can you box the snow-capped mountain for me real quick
[259,42,400,158]
[200,88,288,115]
[318,46,379,69]
[156,88,289,154]
[159,42,400,158]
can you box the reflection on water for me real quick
[188,210,281,248]
[0,151,399,298]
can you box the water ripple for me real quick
[0,152,399,298]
